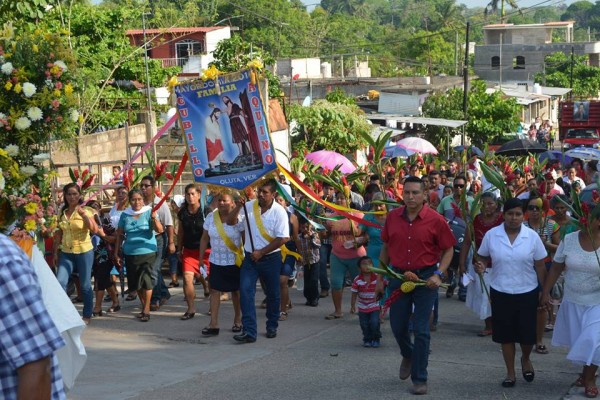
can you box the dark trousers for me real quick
[303,262,319,302]
[359,310,382,342]
[319,243,331,291]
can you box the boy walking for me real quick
[351,256,384,348]
[297,217,321,306]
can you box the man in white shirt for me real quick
[233,179,290,343]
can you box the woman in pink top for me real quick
[324,196,366,320]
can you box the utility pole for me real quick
[142,11,156,162]
[462,22,469,146]
[454,31,459,76]
[569,46,574,100]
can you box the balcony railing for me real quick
[156,57,205,73]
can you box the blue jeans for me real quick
[318,243,331,291]
[389,266,438,384]
[151,233,171,303]
[57,250,94,318]
[239,252,282,339]
[359,310,381,342]
[168,252,178,275]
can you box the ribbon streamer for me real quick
[277,164,382,229]
[152,153,189,212]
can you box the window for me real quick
[513,56,525,69]
[175,40,204,67]
[491,56,500,69]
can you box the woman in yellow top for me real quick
[53,183,98,324]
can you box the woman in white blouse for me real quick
[542,214,600,399]
[475,198,547,389]
[199,190,244,336]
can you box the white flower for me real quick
[4,144,18,156]
[69,109,79,122]
[22,82,36,98]
[0,171,4,191]
[27,107,43,121]
[32,153,50,164]
[14,117,31,130]
[54,60,67,71]
[45,79,53,87]
[1,62,13,75]
[20,166,36,176]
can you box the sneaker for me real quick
[363,341,372,348]
[319,290,329,298]
[371,340,380,348]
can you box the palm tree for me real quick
[484,0,520,23]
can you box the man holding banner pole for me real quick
[231,178,289,343]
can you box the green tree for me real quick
[485,0,520,22]
[288,100,371,154]
[535,52,600,98]
[422,80,521,146]
[210,35,282,98]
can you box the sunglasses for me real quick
[527,205,540,211]
[453,184,465,188]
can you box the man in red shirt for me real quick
[376,176,456,395]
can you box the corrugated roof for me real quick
[126,27,226,35]
[365,114,467,128]
[484,21,574,30]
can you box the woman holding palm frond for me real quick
[460,192,503,337]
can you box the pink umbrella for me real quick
[396,137,438,155]
[305,150,356,174]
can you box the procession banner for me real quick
[174,70,277,189]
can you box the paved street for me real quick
[69,284,590,400]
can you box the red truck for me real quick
[559,101,600,150]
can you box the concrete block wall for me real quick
[50,124,148,185]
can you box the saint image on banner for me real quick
[174,70,276,190]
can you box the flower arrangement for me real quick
[0,145,58,239]
[0,23,81,162]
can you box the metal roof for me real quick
[365,114,467,129]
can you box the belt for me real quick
[392,264,437,275]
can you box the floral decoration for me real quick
[0,23,81,161]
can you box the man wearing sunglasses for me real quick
[437,175,473,225]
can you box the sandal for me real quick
[501,378,516,388]
[279,311,288,321]
[231,324,242,333]
[521,356,535,382]
[92,309,103,317]
[325,314,343,320]
[535,344,549,354]
[139,313,150,322]
[477,329,493,337]
[201,327,220,336]
[586,386,599,399]
[125,293,137,301]
[180,312,195,320]
[107,304,121,313]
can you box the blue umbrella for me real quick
[565,148,600,161]
[453,145,484,157]
[384,145,414,158]
[539,150,572,165]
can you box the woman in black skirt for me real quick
[474,198,548,388]
[199,190,244,336]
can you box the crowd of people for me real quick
[9,148,600,398]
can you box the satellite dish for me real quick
[302,96,311,107]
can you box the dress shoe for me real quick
[399,357,412,380]
[409,383,427,395]
[233,333,256,343]
[266,329,277,339]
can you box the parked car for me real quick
[488,132,527,151]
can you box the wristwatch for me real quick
[434,269,446,280]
